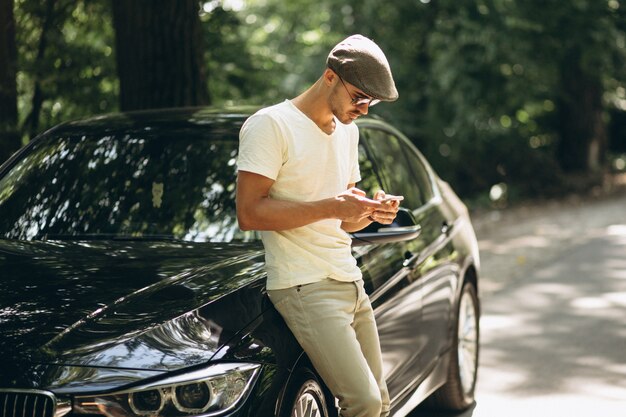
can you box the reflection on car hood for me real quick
[0,239,266,371]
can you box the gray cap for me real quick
[326,34,398,102]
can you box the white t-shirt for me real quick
[237,100,362,290]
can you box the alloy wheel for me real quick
[457,288,479,395]
[291,383,323,417]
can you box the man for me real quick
[236,34,399,417]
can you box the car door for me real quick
[371,129,459,379]
[356,122,458,405]
[351,125,424,405]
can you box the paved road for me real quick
[411,192,626,417]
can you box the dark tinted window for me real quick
[361,128,434,210]
[0,133,255,242]
[357,143,384,197]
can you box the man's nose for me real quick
[358,103,369,115]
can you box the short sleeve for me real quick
[237,113,285,181]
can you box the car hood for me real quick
[0,239,267,372]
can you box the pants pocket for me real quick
[267,286,296,310]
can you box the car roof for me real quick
[44,106,261,139]
[40,105,390,142]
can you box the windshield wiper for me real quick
[111,234,184,242]
[41,233,185,242]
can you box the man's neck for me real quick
[291,79,336,135]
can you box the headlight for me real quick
[74,363,261,417]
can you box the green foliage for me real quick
[10,0,626,201]
[15,0,117,139]
[217,0,352,100]
[200,3,269,105]
[331,0,626,199]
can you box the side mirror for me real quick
[351,208,421,246]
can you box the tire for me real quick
[282,368,332,417]
[427,281,480,411]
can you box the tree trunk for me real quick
[21,0,57,141]
[111,0,209,111]
[557,51,607,173]
[0,0,20,164]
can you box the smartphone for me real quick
[379,194,404,203]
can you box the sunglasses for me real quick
[338,76,380,107]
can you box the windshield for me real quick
[0,131,256,243]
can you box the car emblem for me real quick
[152,182,164,208]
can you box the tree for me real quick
[512,0,614,174]
[111,0,209,111]
[21,0,60,140]
[7,0,626,199]
[0,0,20,163]
[557,50,607,173]
[343,0,626,195]
[13,0,117,142]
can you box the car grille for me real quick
[0,391,55,417]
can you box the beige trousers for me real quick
[267,278,390,417]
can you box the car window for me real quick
[354,142,408,294]
[356,142,385,197]
[360,128,434,210]
[0,133,257,243]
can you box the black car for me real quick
[0,107,480,417]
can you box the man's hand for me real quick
[369,190,401,225]
[338,188,401,232]
[334,187,383,223]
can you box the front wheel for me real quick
[282,368,331,417]
[427,281,480,410]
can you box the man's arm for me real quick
[236,171,383,231]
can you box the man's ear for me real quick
[323,68,336,86]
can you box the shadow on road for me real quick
[409,196,626,416]
[408,402,476,417]
[478,227,626,398]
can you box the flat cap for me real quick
[327,34,398,102]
